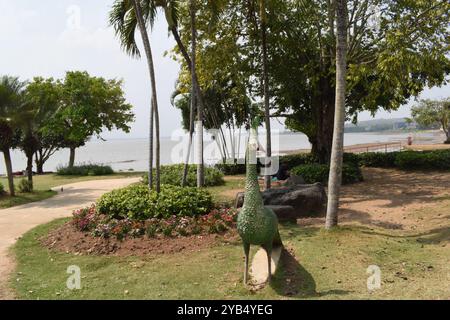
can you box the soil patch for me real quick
[41,222,240,257]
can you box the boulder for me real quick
[282,174,305,187]
[235,183,327,220]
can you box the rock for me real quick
[282,174,305,186]
[235,183,327,220]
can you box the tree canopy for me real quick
[171,0,450,162]
[411,98,450,143]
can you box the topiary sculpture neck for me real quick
[243,127,264,211]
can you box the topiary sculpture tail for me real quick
[237,116,283,284]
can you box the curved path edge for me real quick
[0,177,140,300]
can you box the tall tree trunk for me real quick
[35,151,44,174]
[69,147,76,168]
[182,88,196,186]
[148,97,154,189]
[325,0,348,229]
[132,0,160,192]
[260,0,271,190]
[311,97,336,164]
[445,122,450,144]
[3,148,15,196]
[154,99,161,193]
[26,153,33,190]
[190,0,204,188]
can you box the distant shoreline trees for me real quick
[0,71,134,195]
[411,98,450,144]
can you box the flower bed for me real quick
[71,204,237,240]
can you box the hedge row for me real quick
[291,163,363,185]
[96,184,213,220]
[142,164,224,187]
[358,149,450,170]
[57,164,114,176]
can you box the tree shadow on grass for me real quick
[271,248,351,299]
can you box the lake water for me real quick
[0,130,442,174]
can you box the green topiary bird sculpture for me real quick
[237,116,283,284]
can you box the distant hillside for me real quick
[345,118,417,133]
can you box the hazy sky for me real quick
[1,0,448,139]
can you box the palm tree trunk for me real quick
[148,98,154,189]
[260,0,271,190]
[325,0,348,229]
[3,148,15,196]
[132,0,160,192]
[190,0,204,188]
[182,88,196,186]
[26,153,33,190]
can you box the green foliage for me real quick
[411,99,450,142]
[0,182,5,195]
[47,71,134,152]
[214,162,246,175]
[96,184,214,220]
[17,179,33,193]
[56,164,114,176]
[279,152,360,168]
[172,0,450,161]
[291,163,363,185]
[279,153,317,168]
[358,152,400,168]
[142,164,224,187]
[358,150,450,170]
[395,150,450,171]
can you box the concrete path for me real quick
[0,177,139,300]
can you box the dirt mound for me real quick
[41,222,240,257]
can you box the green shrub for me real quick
[214,162,246,175]
[279,153,316,168]
[279,152,359,168]
[291,163,363,185]
[395,150,450,170]
[358,150,450,170]
[17,179,33,193]
[0,182,5,195]
[57,164,114,176]
[142,164,224,187]
[343,153,361,166]
[96,184,214,220]
[358,152,399,168]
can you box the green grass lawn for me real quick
[11,217,450,300]
[0,172,144,209]
[208,175,245,205]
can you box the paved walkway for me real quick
[0,177,139,299]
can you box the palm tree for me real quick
[190,0,205,187]
[110,0,161,192]
[111,0,218,188]
[325,0,348,229]
[0,76,26,196]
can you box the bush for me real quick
[17,179,33,193]
[291,163,363,185]
[279,153,316,168]
[395,150,450,170]
[214,162,246,175]
[142,164,224,187]
[0,182,5,195]
[57,164,114,176]
[279,152,360,169]
[358,150,450,170]
[358,152,399,168]
[96,184,214,220]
